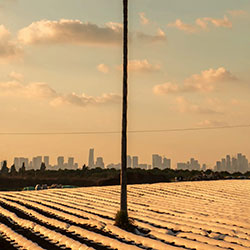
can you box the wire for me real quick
[0,124,249,135]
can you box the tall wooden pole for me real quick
[120,0,128,213]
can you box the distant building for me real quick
[33,156,42,170]
[202,164,207,171]
[226,155,231,172]
[67,157,74,169]
[214,153,249,173]
[132,156,138,168]
[177,158,201,171]
[127,155,132,168]
[177,163,187,170]
[152,154,162,169]
[96,157,104,169]
[88,148,95,168]
[152,154,171,169]
[106,163,121,170]
[162,157,171,169]
[44,156,49,168]
[57,156,64,169]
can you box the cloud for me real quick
[0,79,120,107]
[168,19,197,33]
[203,16,232,28]
[227,10,247,18]
[186,67,238,84]
[0,25,22,59]
[175,96,223,115]
[0,81,57,99]
[153,82,179,95]
[139,12,149,25]
[154,67,238,95]
[18,19,122,46]
[97,64,109,74]
[9,71,24,81]
[50,93,120,107]
[136,28,166,43]
[127,59,161,73]
[168,16,232,33]
[195,18,209,29]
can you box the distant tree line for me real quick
[0,161,249,191]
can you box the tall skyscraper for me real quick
[127,155,132,168]
[14,158,20,169]
[44,156,49,168]
[57,156,64,169]
[68,157,74,169]
[162,157,171,169]
[152,154,162,169]
[33,156,42,170]
[132,156,138,168]
[226,155,231,172]
[221,158,226,171]
[88,148,94,168]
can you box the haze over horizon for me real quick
[0,0,249,166]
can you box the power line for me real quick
[0,124,249,136]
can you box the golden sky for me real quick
[0,0,249,167]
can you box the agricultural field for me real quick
[0,180,249,250]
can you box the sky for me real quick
[0,0,250,168]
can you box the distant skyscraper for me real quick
[162,157,171,169]
[216,161,222,172]
[214,153,249,173]
[202,164,207,171]
[57,156,64,169]
[88,148,94,168]
[132,156,138,168]
[226,155,231,172]
[221,158,226,171]
[44,156,49,168]
[152,154,162,169]
[177,162,187,170]
[127,155,132,168]
[33,156,42,170]
[96,157,104,169]
[14,157,20,169]
[68,157,74,169]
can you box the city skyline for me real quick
[1,149,249,173]
[0,0,249,165]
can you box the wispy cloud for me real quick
[168,15,232,33]
[8,71,24,81]
[203,16,232,28]
[0,25,22,59]
[18,19,123,46]
[168,19,197,33]
[97,64,109,74]
[153,67,238,95]
[0,78,120,108]
[128,59,161,73]
[136,28,166,43]
[50,93,120,107]
[139,12,149,25]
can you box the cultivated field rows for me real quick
[0,180,249,249]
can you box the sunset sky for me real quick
[0,0,250,167]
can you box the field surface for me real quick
[0,180,249,250]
